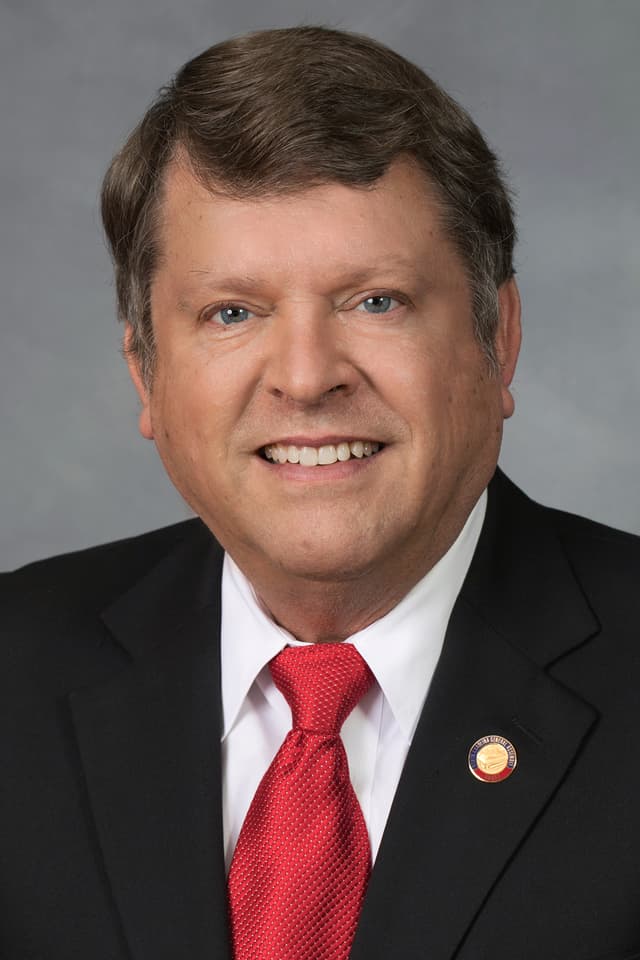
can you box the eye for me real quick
[204,303,256,325]
[355,294,402,315]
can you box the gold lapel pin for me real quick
[468,734,517,782]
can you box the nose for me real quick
[262,304,359,406]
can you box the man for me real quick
[1,24,639,960]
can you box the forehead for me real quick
[154,157,461,287]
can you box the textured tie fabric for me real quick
[227,642,375,960]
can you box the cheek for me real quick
[408,357,500,458]
[379,345,461,430]
[369,335,442,403]
[151,354,237,439]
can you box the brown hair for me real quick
[101,25,516,384]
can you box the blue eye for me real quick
[216,305,253,325]
[356,295,399,314]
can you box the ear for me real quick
[123,325,154,440]
[494,278,522,420]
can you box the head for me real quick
[101,26,521,628]
[102,25,516,387]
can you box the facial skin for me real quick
[127,157,521,642]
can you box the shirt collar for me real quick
[220,490,486,742]
[220,555,290,739]
[348,490,486,741]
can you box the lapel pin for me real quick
[468,734,517,783]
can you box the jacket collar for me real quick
[351,469,600,959]
[69,521,231,960]
[461,468,599,666]
[70,471,600,960]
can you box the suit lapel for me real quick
[351,471,600,960]
[67,472,602,960]
[69,525,231,960]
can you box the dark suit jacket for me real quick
[2,470,640,960]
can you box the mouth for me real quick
[260,439,384,467]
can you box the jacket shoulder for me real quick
[0,518,209,616]
[0,519,216,696]
[546,501,640,565]
[546,504,640,608]
[495,470,640,571]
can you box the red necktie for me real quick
[227,642,375,960]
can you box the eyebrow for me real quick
[177,272,263,310]
[187,269,263,289]
[330,257,426,287]
[177,257,428,309]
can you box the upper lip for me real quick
[260,436,382,448]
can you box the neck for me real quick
[222,488,484,643]
[236,533,455,644]
[257,576,411,644]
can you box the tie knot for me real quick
[270,643,374,736]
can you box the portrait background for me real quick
[1,0,638,567]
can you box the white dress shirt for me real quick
[220,490,486,870]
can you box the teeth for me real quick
[318,445,338,465]
[299,446,319,467]
[263,441,381,465]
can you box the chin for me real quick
[270,542,380,584]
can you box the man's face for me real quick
[130,158,520,591]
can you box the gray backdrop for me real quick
[2,0,639,569]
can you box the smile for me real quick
[262,440,382,466]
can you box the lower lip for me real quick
[256,449,384,482]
